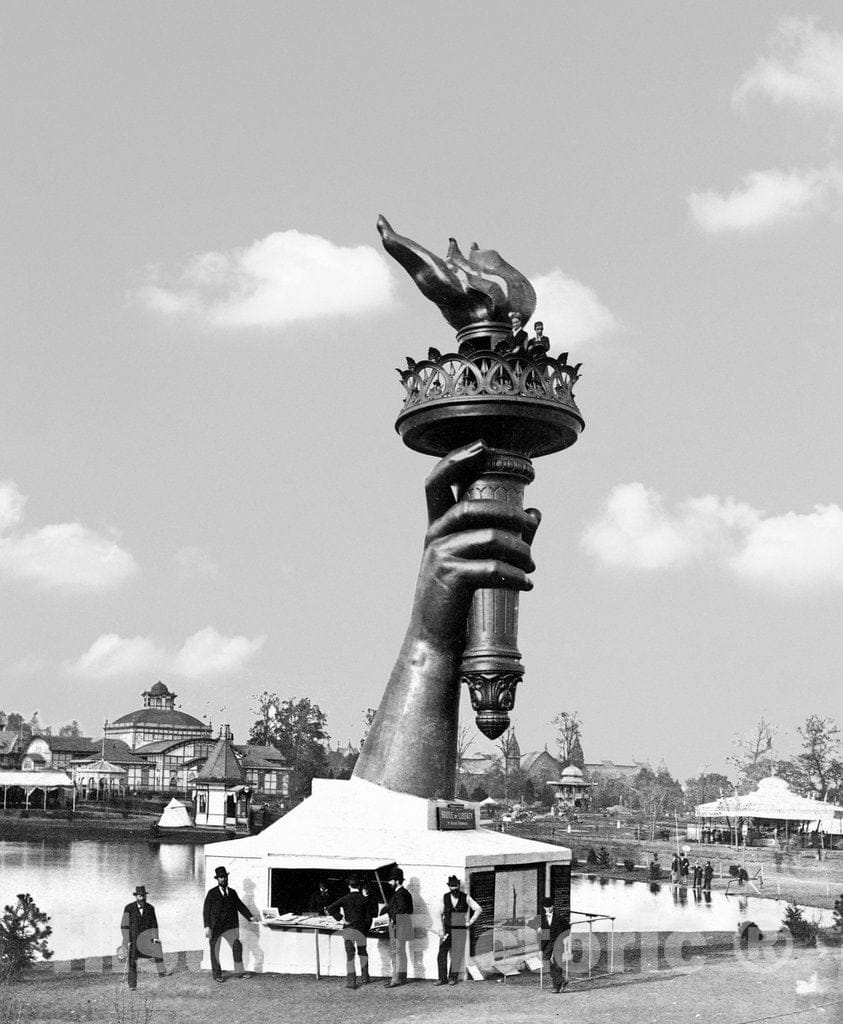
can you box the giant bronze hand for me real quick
[352,441,540,799]
[377,216,537,331]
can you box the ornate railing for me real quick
[397,349,581,409]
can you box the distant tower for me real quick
[502,729,521,774]
[568,734,585,771]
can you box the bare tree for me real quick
[455,724,475,771]
[728,715,778,792]
[552,711,582,765]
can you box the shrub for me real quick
[0,894,53,981]
[597,847,612,869]
[570,853,579,869]
[586,848,598,866]
[834,893,843,935]
[782,903,820,947]
[623,858,636,872]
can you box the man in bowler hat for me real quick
[203,865,255,982]
[436,875,482,985]
[384,866,413,988]
[326,875,374,989]
[120,885,171,990]
[529,896,569,994]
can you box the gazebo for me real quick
[547,765,595,811]
[694,777,843,848]
[71,757,127,799]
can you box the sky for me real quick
[1,2,842,782]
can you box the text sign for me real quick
[437,804,475,830]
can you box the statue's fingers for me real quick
[523,508,542,547]
[455,558,534,592]
[426,500,536,545]
[434,528,535,574]
[424,441,488,524]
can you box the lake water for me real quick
[0,840,834,960]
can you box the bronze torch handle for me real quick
[459,449,535,739]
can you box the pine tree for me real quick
[0,894,53,981]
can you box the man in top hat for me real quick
[203,865,256,983]
[436,875,482,985]
[529,896,569,994]
[120,885,171,990]
[384,866,413,988]
[326,876,374,989]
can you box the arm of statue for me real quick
[352,440,540,798]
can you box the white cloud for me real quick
[688,165,843,233]
[735,17,843,113]
[531,269,620,349]
[67,634,167,679]
[582,484,843,591]
[171,626,266,678]
[730,504,843,588]
[134,230,394,328]
[66,626,265,680]
[174,546,219,579]
[0,481,137,592]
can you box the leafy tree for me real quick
[684,771,732,809]
[248,693,330,800]
[4,714,30,745]
[630,765,684,838]
[591,773,633,811]
[522,778,536,804]
[0,894,53,981]
[552,711,582,766]
[783,715,842,801]
[728,715,778,792]
[57,721,82,738]
[456,783,469,801]
[0,711,6,729]
[470,785,488,802]
[359,708,377,750]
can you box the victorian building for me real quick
[104,681,213,749]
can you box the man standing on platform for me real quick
[203,865,255,983]
[436,875,482,985]
[120,885,171,991]
[326,876,373,989]
[384,866,413,988]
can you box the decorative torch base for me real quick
[462,670,522,739]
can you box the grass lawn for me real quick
[3,945,841,1024]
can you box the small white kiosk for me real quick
[203,776,571,980]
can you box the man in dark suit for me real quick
[528,321,550,356]
[202,865,256,983]
[384,866,413,988]
[435,875,482,986]
[529,896,569,994]
[326,875,374,989]
[120,885,171,990]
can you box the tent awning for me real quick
[0,770,73,788]
[263,854,395,872]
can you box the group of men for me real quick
[497,313,550,357]
[120,865,255,989]
[119,864,569,995]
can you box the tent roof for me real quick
[0,770,73,788]
[696,777,843,822]
[205,778,570,871]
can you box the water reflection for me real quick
[0,840,207,959]
[572,876,833,933]
[0,840,836,961]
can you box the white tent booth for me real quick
[694,776,843,847]
[203,776,571,980]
